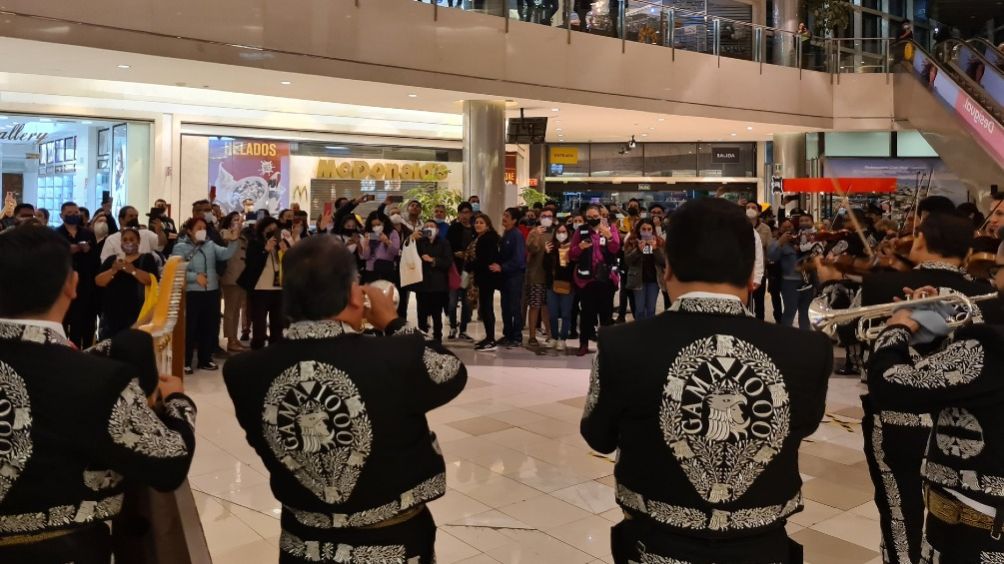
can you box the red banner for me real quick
[782,178,897,193]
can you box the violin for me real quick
[966,235,1000,280]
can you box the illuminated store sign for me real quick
[0,123,48,144]
[315,159,450,181]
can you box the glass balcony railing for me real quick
[421,0,902,74]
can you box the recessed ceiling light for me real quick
[641,133,648,137]
[117,64,131,69]
[408,93,418,98]
[551,108,559,112]
[730,132,737,136]
[658,118,665,122]
[556,128,563,132]
[649,127,655,130]
[280,81,292,85]
[746,126,754,131]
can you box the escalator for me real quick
[893,39,1004,200]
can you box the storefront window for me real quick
[0,115,149,226]
[588,143,644,177]
[546,144,590,177]
[644,143,698,176]
[696,143,756,177]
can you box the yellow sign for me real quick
[550,147,579,165]
[316,159,450,181]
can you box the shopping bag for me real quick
[448,263,461,291]
[399,240,424,288]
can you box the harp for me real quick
[114,256,212,563]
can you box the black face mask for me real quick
[264,230,278,239]
[63,215,82,226]
[126,219,140,228]
[628,207,639,216]
[586,218,601,227]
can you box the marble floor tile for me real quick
[792,528,880,564]
[448,416,515,436]
[498,495,593,530]
[550,481,618,514]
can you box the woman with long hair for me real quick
[219,211,249,352]
[358,211,401,283]
[237,217,291,350]
[413,219,453,342]
[623,218,665,321]
[467,214,502,351]
[545,221,575,351]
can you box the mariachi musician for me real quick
[224,236,467,564]
[582,199,832,563]
[0,226,196,563]
[860,209,992,564]
[867,258,1004,561]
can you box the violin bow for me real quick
[831,178,875,258]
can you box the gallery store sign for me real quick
[0,123,48,144]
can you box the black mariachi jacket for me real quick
[870,322,1004,511]
[222,319,466,539]
[581,295,832,537]
[0,323,196,537]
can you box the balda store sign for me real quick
[316,159,449,181]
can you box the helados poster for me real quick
[209,138,290,215]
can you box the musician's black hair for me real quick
[917,211,973,260]
[282,236,358,321]
[917,196,956,217]
[664,197,754,288]
[0,225,72,317]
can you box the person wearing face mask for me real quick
[446,203,476,340]
[768,214,818,329]
[100,206,164,262]
[545,222,575,351]
[468,195,481,214]
[377,199,418,321]
[237,217,291,353]
[292,210,310,240]
[57,201,100,348]
[95,227,158,339]
[569,205,621,356]
[358,211,401,283]
[496,208,527,348]
[747,202,773,320]
[623,218,666,321]
[566,212,586,338]
[412,220,453,342]
[191,199,225,246]
[173,216,240,374]
[525,209,555,347]
[433,205,450,241]
[219,212,250,353]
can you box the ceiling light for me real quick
[641,134,648,137]
[81,120,93,124]
[280,80,292,85]
[40,118,52,122]
[649,127,655,131]
[746,126,754,131]
[116,64,131,69]
[628,135,637,149]
[408,93,418,98]
[658,118,665,122]
[730,132,737,136]
[556,128,563,132]
[551,108,559,112]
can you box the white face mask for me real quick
[746,208,759,219]
[203,212,216,224]
[194,230,207,243]
[390,214,403,225]
[556,232,568,243]
[424,227,437,240]
[372,225,384,235]
[540,217,553,228]
[572,222,584,230]
[93,222,108,239]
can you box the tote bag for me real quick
[399,239,424,288]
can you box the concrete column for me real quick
[773,133,806,180]
[462,100,507,223]
[770,0,800,65]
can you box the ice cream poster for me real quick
[209,138,290,215]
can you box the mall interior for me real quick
[1,0,1004,563]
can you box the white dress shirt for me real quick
[752,228,765,287]
[100,229,162,262]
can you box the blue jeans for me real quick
[633,282,660,321]
[547,289,574,340]
[780,278,814,330]
[501,273,525,342]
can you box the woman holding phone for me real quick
[623,218,665,321]
[358,211,401,283]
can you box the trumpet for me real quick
[809,292,997,342]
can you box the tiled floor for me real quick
[184,334,884,564]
